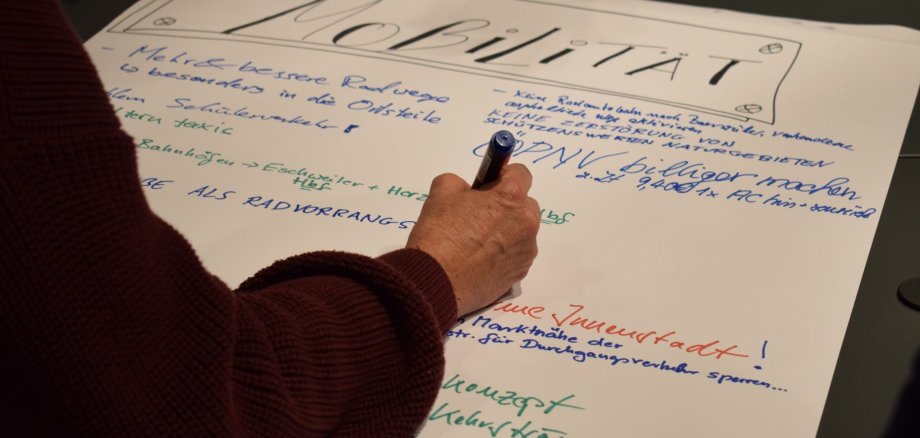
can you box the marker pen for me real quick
[472,130,516,189]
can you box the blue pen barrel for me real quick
[472,130,516,189]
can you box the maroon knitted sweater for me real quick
[0,1,457,436]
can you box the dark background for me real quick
[59,1,920,436]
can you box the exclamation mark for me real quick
[754,340,768,370]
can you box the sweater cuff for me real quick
[379,248,457,334]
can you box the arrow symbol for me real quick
[242,161,258,168]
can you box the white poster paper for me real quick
[85,1,920,436]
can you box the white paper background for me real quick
[85,1,920,436]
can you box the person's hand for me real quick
[406,164,541,317]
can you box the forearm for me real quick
[234,249,456,435]
[0,2,458,435]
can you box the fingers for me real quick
[410,163,542,318]
[495,163,533,195]
[428,172,469,196]
[524,196,542,233]
[431,164,533,197]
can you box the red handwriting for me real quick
[492,301,546,319]
[491,303,748,360]
[552,304,747,359]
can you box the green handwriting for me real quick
[115,106,162,124]
[540,209,574,225]
[428,402,568,438]
[441,374,584,418]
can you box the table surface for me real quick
[59,0,920,436]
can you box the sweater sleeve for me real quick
[0,1,457,437]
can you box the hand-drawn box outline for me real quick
[107,0,802,124]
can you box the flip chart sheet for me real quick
[84,1,920,436]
